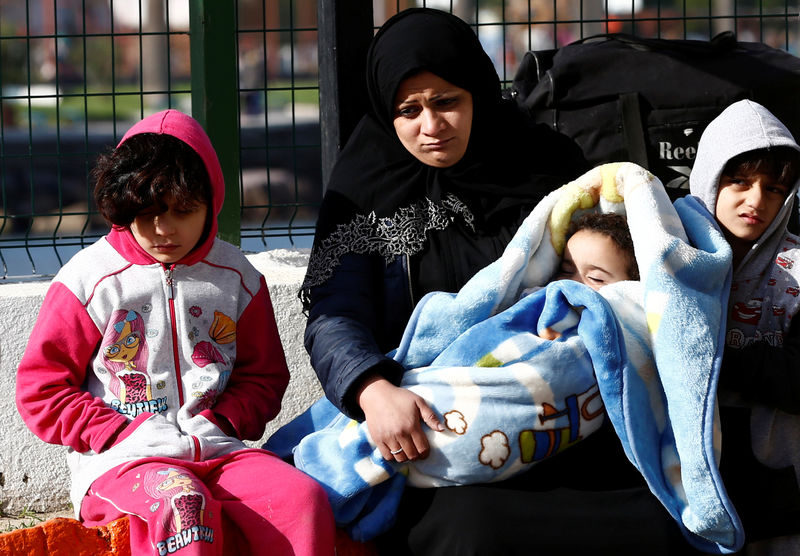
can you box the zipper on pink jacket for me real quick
[165,265,185,407]
[165,265,200,462]
[191,435,202,462]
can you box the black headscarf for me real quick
[302,8,584,304]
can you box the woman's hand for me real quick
[357,375,444,462]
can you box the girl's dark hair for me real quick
[570,212,640,280]
[722,145,800,188]
[93,133,212,226]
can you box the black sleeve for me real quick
[304,252,405,420]
[719,317,800,414]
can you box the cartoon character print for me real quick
[776,254,795,270]
[208,311,236,345]
[727,256,800,349]
[455,385,603,472]
[188,310,236,368]
[145,467,216,553]
[102,310,152,404]
[731,298,763,325]
[192,388,220,412]
[144,467,206,534]
[187,307,237,414]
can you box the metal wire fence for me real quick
[236,0,320,255]
[0,0,798,280]
[0,0,195,279]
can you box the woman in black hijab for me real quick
[302,8,692,554]
[303,7,577,426]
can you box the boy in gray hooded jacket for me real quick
[689,99,800,553]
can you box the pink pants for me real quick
[81,449,335,556]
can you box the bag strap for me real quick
[619,92,648,168]
[573,31,737,54]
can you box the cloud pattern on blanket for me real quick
[266,163,744,553]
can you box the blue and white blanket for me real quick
[267,163,744,553]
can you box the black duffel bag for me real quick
[509,32,800,199]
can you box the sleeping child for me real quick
[268,162,744,553]
[556,212,640,289]
[535,212,639,341]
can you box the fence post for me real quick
[317,0,374,189]
[188,0,241,246]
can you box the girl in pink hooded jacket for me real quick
[16,110,334,555]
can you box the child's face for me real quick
[715,169,789,249]
[555,230,632,291]
[130,195,208,263]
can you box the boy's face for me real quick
[130,196,208,263]
[715,169,790,249]
[555,230,632,291]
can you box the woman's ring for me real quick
[390,448,404,455]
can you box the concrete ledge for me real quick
[0,248,323,515]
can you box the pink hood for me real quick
[107,109,225,266]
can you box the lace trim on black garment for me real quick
[301,193,475,295]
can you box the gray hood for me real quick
[689,99,800,276]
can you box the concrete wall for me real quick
[0,248,322,515]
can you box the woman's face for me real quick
[392,71,473,168]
